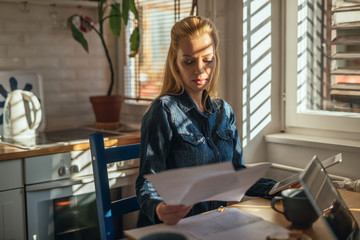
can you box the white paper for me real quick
[144,161,271,206]
[176,208,262,239]
[125,207,289,240]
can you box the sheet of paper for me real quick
[125,207,289,240]
[144,161,271,206]
[176,208,262,239]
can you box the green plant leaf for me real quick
[109,3,122,37]
[69,18,89,53]
[129,26,139,57]
[129,0,138,20]
[122,0,130,26]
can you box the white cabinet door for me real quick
[0,188,26,240]
[0,159,22,191]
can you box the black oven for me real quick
[24,147,139,240]
[53,192,100,239]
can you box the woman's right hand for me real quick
[155,202,193,225]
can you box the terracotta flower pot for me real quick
[89,95,124,129]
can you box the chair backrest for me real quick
[89,132,140,240]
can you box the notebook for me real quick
[299,156,360,240]
[269,153,342,195]
[125,207,289,240]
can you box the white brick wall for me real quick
[0,2,117,130]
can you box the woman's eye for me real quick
[204,58,214,63]
[184,59,193,65]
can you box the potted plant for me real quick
[67,0,139,128]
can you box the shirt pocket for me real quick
[180,133,205,145]
[176,132,208,167]
[216,128,234,161]
[216,129,233,141]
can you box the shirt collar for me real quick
[177,91,216,114]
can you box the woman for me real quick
[136,16,276,227]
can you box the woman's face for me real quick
[176,34,216,98]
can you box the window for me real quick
[285,0,360,134]
[124,0,192,101]
[242,0,272,146]
[327,0,360,112]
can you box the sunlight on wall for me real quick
[242,0,272,147]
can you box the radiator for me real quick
[264,163,360,193]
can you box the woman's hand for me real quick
[155,202,193,225]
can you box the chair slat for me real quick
[112,196,140,216]
[104,144,140,164]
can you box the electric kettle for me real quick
[3,89,42,139]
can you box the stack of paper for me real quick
[126,207,289,240]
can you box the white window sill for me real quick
[264,133,360,154]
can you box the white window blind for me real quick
[285,0,360,134]
[124,0,193,101]
[294,0,360,113]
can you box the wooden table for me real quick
[229,189,360,239]
[125,189,360,240]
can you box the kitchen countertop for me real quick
[0,130,141,161]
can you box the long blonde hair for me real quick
[158,16,220,106]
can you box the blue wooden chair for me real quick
[89,133,140,240]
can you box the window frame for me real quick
[284,0,360,135]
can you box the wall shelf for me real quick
[0,0,98,8]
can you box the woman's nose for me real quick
[194,60,205,74]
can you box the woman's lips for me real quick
[194,79,207,85]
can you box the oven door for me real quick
[25,171,138,240]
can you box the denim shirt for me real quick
[136,91,276,227]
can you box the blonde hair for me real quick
[158,16,220,107]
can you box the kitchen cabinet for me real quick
[0,159,22,191]
[0,159,26,240]
[0,189,26,240]
[0,132,140,239]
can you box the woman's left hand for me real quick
[155,202,193,225]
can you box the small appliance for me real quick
[0,71,45,141]
[3,89,42,139]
